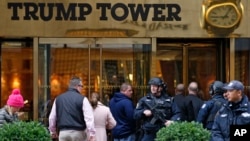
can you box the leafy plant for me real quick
[0,121,51,141]
[155,121,211,141]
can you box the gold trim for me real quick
[205,2,242,28]
[200,4,206,29]
[33,37,39,121]
[66,28,139,37]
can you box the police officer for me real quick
[211,80,250,141]
[134,77,181,141]
[196,80,227,130]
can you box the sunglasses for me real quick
[78,85,83,88]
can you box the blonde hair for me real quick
[90,92,100,109]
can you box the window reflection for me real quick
[1,41,33,121]
[188,47,216,100]
[38,42,150,108]
[156,42,217,100]
[235,38,250,98]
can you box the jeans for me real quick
[114,134,135,141]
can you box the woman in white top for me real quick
[89,92,116,141]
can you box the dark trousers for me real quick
[141,131,156,141]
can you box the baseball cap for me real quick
[223,80,244,91]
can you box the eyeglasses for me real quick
[78,85,83,88]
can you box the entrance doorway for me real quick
[0,37,229,122]
[37,38,151,122]
[156,38,228,100]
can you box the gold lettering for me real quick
[66,28,138,37]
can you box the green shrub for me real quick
[155,121,211,141]
[0,121,51,141]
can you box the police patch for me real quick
[201,104,206,109]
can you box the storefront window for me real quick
[235,38,250,98]
[0,40,33,121]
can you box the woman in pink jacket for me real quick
[90,92,116,141]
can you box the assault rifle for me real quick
[144,101,167,124]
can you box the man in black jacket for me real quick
[183,81,204,121]
[174,83,186,121]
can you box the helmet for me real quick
[148,77,164,86]
[209,81,224,95]
[148,77,168,93]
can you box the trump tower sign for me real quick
[0,0,249,37]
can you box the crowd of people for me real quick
[0,75,250,141]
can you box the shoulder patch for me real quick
[201,104,206,109]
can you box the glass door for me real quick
[96,38,151,103]
[38,38,151,124]
[38,38,93,125]
[156,39,226,100]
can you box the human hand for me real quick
[50,133,58,139]
[165,120,174,127]
[17,112,24,117]
[143,109,152,117]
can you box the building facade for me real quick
[0,0,250,122]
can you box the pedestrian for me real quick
[196,80,227,130]
[211,80,250,141]
[89,92,116,141]
[48,76,96,141]
[134,77,181,141]
[182,81,204,121]
[109,82,136,141]
[0,89,24,127]
[173,83,186,120]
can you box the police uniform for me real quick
[211,95,250,141]
[211,80,250,141]
[134,77,181,141]
[197,81,227,130]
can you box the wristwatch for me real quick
[200,0,243,36]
